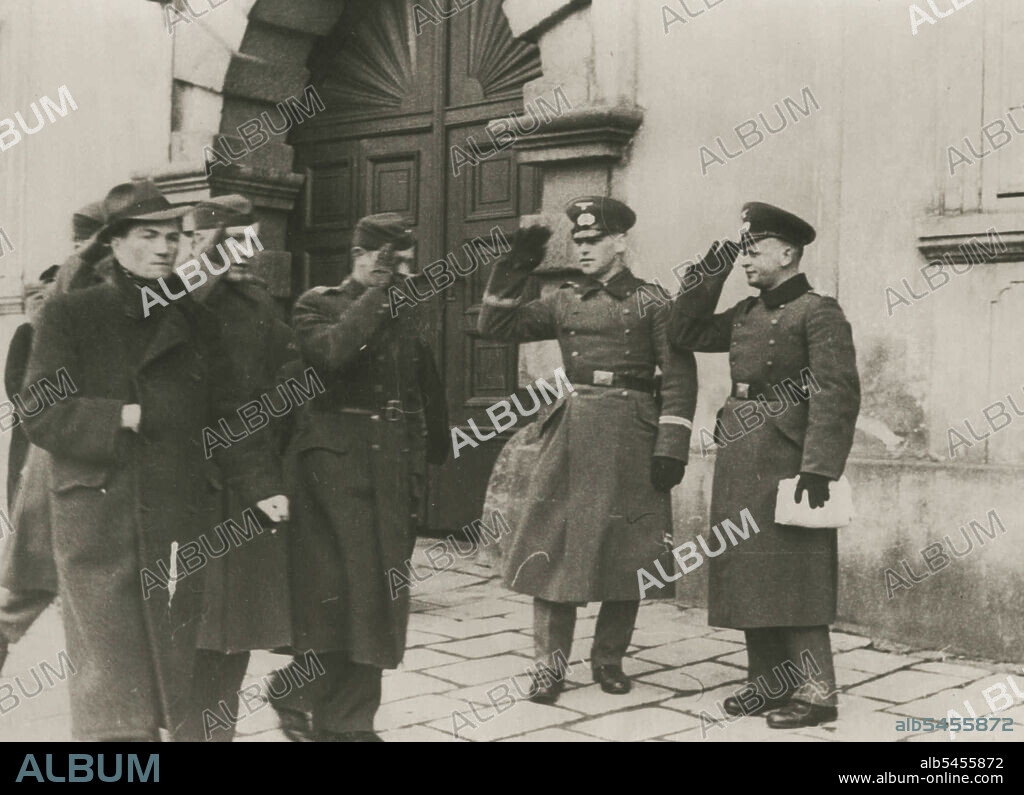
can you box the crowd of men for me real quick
[0,177,859,741]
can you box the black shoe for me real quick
[723,693,788,717]
[272,703,316,742]
[0,635,7,677]
[766,701,837,729]
[593,664,631,695]
[527,673,564,705]
[318,730,383,742]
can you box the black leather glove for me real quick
[698,239,739,275]
[509,225,552,271]
[651,456,686,492]
[794,472,831,509]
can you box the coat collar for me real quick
[761,272,811,308]
[564,268,645,300]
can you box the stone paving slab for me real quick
[834,648,918,674]
[430,700,583,741]
[572,706,703,741]
[848,669,968,704]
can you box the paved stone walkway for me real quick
[2,540,1022,742]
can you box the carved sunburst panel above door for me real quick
[447,1,543,108]
[308,0,433,119]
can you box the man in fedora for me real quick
[668,202,860,729]
[22,179,285,741]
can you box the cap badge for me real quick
[739,221,751,234]
[577,212,596,227]
[576,201,594,210]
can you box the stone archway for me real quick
[154,0,643,299]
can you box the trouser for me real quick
[269,652,382,735]
[0,587,54,644]
[533,598,640,676]
[192,650,251,742]
[744,625,837,707]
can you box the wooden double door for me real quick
[287,0,543,531]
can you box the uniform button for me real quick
[370,414,380,421]
[623,309,631,315]
[768,339,775,345]
[771,319,778,325]
[624,349,631,354]
[767,360,773,366]
[779,303,786,308]
[624,329,631,335]
[371,444,381,451]
[571,351,579,357]
[100,488,107,495]
[569,330,576,336]
[621,391,629,397]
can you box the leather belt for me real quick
[731,381,810,402]
[580,369,655,394]
[336,399,406,422]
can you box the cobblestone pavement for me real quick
[2,540,1022,743]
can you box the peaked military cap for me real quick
[72,200,105,243]
[187,194,255,231]
[566,196,636,240]
[739,202,816,248]
[353,213,415,251]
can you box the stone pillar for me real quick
[497,0,644,381]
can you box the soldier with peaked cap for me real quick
[178,194,296,741]
[267,212,449,742]
[20,180,280,740]
[668,202,860,728]
[0,200,107,678]
[477,196,698,703]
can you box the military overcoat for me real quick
[284,277,448,669]
[478,261,698,602]
[195,278,294,654]
[669,270,860,628]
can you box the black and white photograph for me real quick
[0,0,1019,776]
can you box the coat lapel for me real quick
[137,305,193,372]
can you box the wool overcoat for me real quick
[669,270,860,628]
[477,262,698,602]
[284,277,448,669]
[22,267,267,740]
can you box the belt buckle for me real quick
[735,382,750,399]
[384,400,403,422]
[593,370,614,387]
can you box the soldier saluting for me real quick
[478,196,698,703]
[668,202,860,729]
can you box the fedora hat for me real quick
[98,180,189,242]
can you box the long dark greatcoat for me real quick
[477,263,698,602]
[195,278,295,653]
[22,266,264,741]
[669,271,860,628]
[285,276,448,669]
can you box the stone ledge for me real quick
[916,212,1024,264]
[506,106,643,165]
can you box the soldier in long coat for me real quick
[21,180,277,741]
[477,196,698,703]
[182,196,295,741]
[668,202,860,729]
[268,213,448,742]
